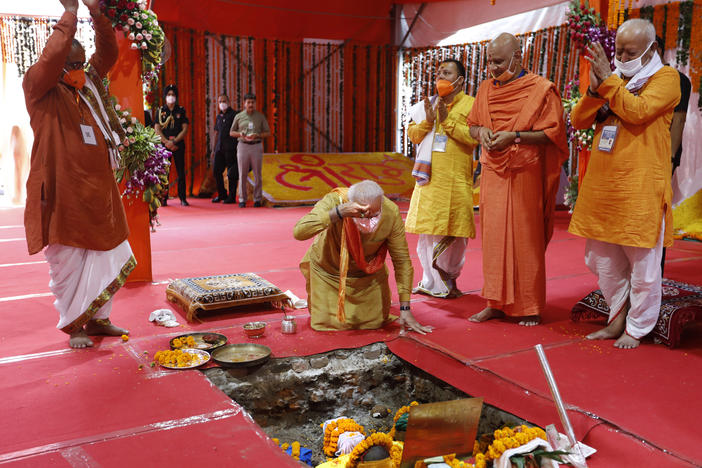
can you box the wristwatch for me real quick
[514,131,522,144]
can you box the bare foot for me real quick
[614,333,640,349]
[85,319,129,337]
[69,329,94,349]
[445,287,463,299]
[469,307,504,323]
[586,310,626,340]
[518,316,540,326]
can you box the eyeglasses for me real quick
[64,61,86,71]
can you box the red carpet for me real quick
[1,200,701,467]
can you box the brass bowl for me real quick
[211,343,271,368]
[243,321,266,338]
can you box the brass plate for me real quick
[170,332,227,351]
[159,348,211,370]
[211,343,272,368]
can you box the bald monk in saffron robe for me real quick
[569,19,679,349]
[466,33,568,326]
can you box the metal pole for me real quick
[534,344,577,447]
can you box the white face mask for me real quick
[491,53,516,82]
[614,41,654,77]
[165,95,176,105]
[353,207,382,234]
[219,103,228,112]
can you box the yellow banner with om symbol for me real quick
[252,153,415,206]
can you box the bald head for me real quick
[614,18,657,73]
[487,33,522,83]
[489,33,521,55]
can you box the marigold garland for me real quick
[345,432,399,468]
[323,418,366,457]
[388,401,418,439]
[665,2,680,52]
[688,1,702,96]
[485,425,547,461]
[443,453,487,468]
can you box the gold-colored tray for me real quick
[210,343,271,368]
[169,332,227,351]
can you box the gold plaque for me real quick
[400,398,483,468]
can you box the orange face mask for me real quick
[62,69,86,89]
[435,76,461,97]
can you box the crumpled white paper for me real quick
[545,425,594,468]
[335,431,365,456]
[148,309,180,327]
[284,289,307,309]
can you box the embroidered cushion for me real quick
[571,279,702,348]
[166,273,289,321]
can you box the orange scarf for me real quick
[331,188,388,323]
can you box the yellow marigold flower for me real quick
[121,334,129,342]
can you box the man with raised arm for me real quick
[23,0,135,348]
[466,33,568,327]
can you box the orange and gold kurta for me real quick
[467,73,568,316]
[293,193,413,330]
[23,12,128,255]
[568,68,680,248]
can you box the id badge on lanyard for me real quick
[75,93,98,146]
[80,124,98,145]
[597,124,619,153]
[432,134,448,152]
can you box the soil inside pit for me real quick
[203,342,531,466]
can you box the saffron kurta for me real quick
[405,92,478,238]
[23,12,128,255]
[568,68,679,248]
[293,193,413,330]
[467,73,568,316]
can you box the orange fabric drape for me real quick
[110,33,152,282]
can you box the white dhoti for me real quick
[584,220,665,339]
[44,240,136,334]
[414,234,467,297]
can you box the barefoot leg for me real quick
[469,307,505,323]
[85,318,129,336]
[518,316,541,326]
[445,280,463,299]
[69,329,94,349]
[586,308,627,340]
[614,333,640,349]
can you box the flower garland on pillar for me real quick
[99,0,165,110]
[112,101,171,228]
